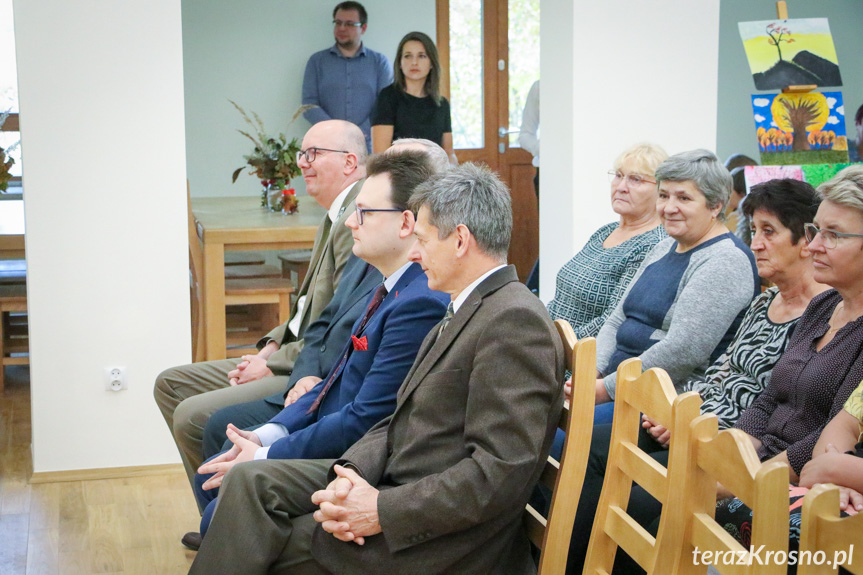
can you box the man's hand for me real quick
[595,379,611,403]
[284,376,323,407]
[197,424,263,490]
[642,414,670,448]
[228,354,274,386]
[311,465,381,545]
[563,377,572,403]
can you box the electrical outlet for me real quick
[105,366,128,391]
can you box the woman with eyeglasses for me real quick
[698,164,863,568]
[370,32,453,160]
[583,150,760,426]
[546,143,668,341]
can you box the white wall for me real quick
[539,0,721,302]
[183,0,436,198]
[14,0,191,472]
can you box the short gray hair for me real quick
[655,149,731,221]
[388,138,451,174]
[409,163,512,261]
[817,164,863,217]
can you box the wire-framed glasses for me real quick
[804,223,863,249]
[607,170,656,187]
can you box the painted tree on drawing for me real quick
[771,93,829,151]
[765,22,795,62]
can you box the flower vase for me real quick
[281,188,299,214]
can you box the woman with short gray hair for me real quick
[588,149,760,423]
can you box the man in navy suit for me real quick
[186,150,449,545]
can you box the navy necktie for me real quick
[306,283,388,414]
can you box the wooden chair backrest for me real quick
[187,184,205,362]
[583,358,702,575]
[524,320,596,575]
[797,483,863,575]
[675,415,789,575]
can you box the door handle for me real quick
[498,127,520,138]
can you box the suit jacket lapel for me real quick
[322,263,381,340]
[397,266,518,402]
[297,180,365,335]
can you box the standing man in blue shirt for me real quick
[302,2,393,152]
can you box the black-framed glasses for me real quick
[607,170,656,187]
[355,206,403,225]
[296,147,350,164]
[333,19,363,28]
[804,223,863,249]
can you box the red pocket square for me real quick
[352,335,368,351]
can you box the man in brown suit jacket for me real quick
[154,120,367,489]
[189,163,565,574]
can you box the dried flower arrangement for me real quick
[0,110,19,193]
[230,100,308,213]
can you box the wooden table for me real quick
[0,197,25,258]
[191,195,326,360]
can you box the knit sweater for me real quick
[595,234,759,397]
[546,222,667,339]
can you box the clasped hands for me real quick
[228,352,275,386]
[311,464,382,545]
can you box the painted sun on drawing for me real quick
[751,92,849,165]
[738,18,842,90]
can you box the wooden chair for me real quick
[187,193,293,361]
[582,359,702,575]
[524,320,596,575]
[675,415,790,575]
[0,259,26,284]
[224,252,265,266]
[0,283,28,392]
[798,483,863,575]
[279,249,313,288]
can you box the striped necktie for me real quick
[437,302,455,339]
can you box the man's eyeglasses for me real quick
[607,170,656,187]
[804,223,863,249]
[355,206,403,225]
[333,19,363,28]
[296,147,350,164]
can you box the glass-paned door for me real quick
[438,0,539,281]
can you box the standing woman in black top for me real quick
[371,31,453,159]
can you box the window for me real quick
[0,0,21,188]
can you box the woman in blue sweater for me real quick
[585,149,759,423]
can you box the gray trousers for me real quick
[189,459,334,575]
[153,358,289,495]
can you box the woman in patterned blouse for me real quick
[642,178,826,442]
[546,143,668,339]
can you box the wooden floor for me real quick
[0,368,199,574]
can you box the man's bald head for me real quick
[299,120,367,209]
[387,138,450,174]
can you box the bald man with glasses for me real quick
[302,2,393,152]
[155,120,368,495]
